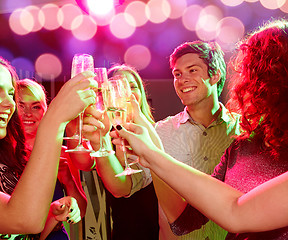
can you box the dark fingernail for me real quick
[66,217,69,221]
[116,125,122,131]
[70,208,73,213]
[68,220,72,223]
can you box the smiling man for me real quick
[154,41,241,240]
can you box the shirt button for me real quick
[203,131,207,136]
[203,156,208,161]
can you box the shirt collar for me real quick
[179,103,232,126]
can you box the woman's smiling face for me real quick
[0,64,15,139]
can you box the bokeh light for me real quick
[216,17,245,44]
[35,53,62,80]
[227,2,253,26]
[40,4,61,30]
[59,4,83,31]
[24,5,43,32]
[124,45,151,70]
[260,0,286,9]
[197,5,223,32]
[280,0,288,12]
[182,5,203,31]
[125,1,148,27]
[221,0,244,7]
[87,0,114,16]
[71,15,97,41]
[9,8,33,35]
[195,5,223,41]
[109,13,136,39]
[145,0,171,24]
[168,0,187,19]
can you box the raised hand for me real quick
[47,71,97,125]
[111,123,159,168]
[82,105,110,150]
[126,95,164,150]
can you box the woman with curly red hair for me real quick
[111,18,288,238]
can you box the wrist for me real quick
[40,111,67,135]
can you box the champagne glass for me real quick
[90,68,115,157]
[103,76,142,177]
[65,54,94,153]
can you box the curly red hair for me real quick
[227,19,288,155]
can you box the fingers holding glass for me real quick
[103,76,142,177]
[65,54,94,152]
[90,68,115,157]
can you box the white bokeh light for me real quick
[216,17,245,44]
[71,15,97,41]
[9,8,33,35]
[87,0,114,16]
[168,0,187,19]
[182,5,203,31]
[145,0,171,24]
[260,0,286,9]
[221,0,244,6]
[109,13,136,39]
[125,1,148,27]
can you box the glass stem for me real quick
[122,139,130,169]
[98,130,103,151]
[77,112,84,146]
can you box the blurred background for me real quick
[0,0,287,121]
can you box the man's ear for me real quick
[210,69,221,85]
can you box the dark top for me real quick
[171,138,288,239]
[106,182,159,240]
[0,162,68,239]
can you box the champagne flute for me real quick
[103,75,143,177]
[90,68,115,157]
[65,54,94,153]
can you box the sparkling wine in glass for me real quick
[65,54,94,153]
[90,68,115,157]
[103,76,142,177]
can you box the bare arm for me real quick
[58,149,87,218]
[0,72,96,234]
[68,107,133,197]
[114,123,288,233]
